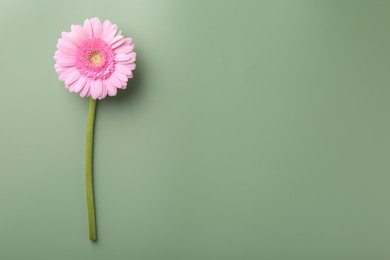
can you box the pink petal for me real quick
[55,54,76,66]
[68,25,88,45]
[115,43,135,53]
[80,79,91,97]
[61,32,78,46]
[90,17,102,38]
[64,71,81,86]
[125,38,133,45]
[55,65,74,74]
[98,81,108,100]
[57,61,75,67]
[110,35,124,49]
[56,63,76,69]
[117,59,135,65]
[74,76,88,93]
[68,77,80,92]
[107,73,123,88]
[115,64,133,76]
[101,20,117,43]
[104,79,117,97]
[54,50,74,60]
[90,79,103,99]
[83,19,93,38]
[57,38,77,51]
[55,63,74,72]
[58,67,77,80]
[112,71,128,83]
[115,52,136,63]
[56,46,76,57]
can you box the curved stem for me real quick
[86,97,97,241]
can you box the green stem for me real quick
[86,97,97,241]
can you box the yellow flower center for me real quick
[90,53,103,65]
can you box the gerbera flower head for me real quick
[54,18,136,99]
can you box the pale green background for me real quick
[0,0,389,259]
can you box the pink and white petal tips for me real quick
[54,17,136,99]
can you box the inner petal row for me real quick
[75,38,116,80]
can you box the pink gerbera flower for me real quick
[53,18,137,241]
[54,17,136,99]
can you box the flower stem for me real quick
[86,97,97,241]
